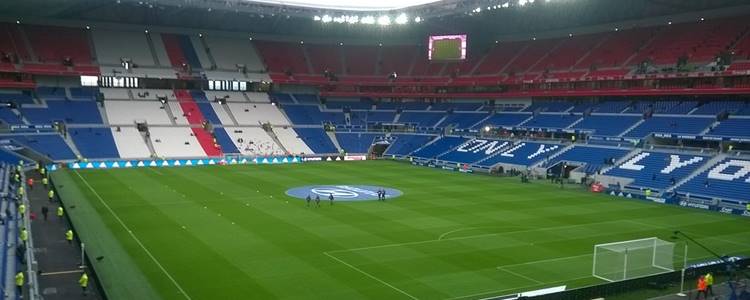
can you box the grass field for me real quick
[51,160,750,300]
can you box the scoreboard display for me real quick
[428,34,467,61]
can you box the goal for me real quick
[592,237,675,282]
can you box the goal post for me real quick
[593,237,675,282]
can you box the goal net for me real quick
[593,237,675,282]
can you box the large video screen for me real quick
[428,34,467,61]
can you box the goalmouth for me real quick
[593,237,675,282]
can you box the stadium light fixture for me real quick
[568,33,572,37]
[668,20,672,25]
[532,37,536,41]
[615,27,619,31]
[484,126,491,132]
[346,16,359,24]
[300,40,304,44]
[249,36,253,41]
[313,15,321,21]
[414,16,422,23]
[378,42,383,46]
[199,33,203,38]
[144,29,149,34]
[339,42,344,46]
[700,17,705,22]
[501,2,510,8]
[377,15,391,26]
[518,0,528,6]
[395,13,408,25]
[15,20,20,24]
[321,15,332,23]
[85,25,91,30]
[361,16,376,24]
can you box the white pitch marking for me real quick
[74,171,192,300]
[496,266,543,284]
[495,253,592,270]
[323,251,418,300]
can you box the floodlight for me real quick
[377,15,391,26]
[321,15,332,23]
[395,13,408,25]
[361,16,376,24]
[313,15,321,21]
[484,126,491,132]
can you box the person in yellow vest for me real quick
[42,177,48,188]
[40,167,46,176]
[18,203,25,217]
[48,189,55,202]
[645,189,652,197]
[65,229,74,244]
[79,272,89,295]
[19,227,28,243]
[705,272,714,296]
[14,173,19,183]
[57,206,64,220]
[15,271,24,295]
[17,186,24,198]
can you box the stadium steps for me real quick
[469,113,494,129]
[393,111,402,123]
[12,109,30,125]
[572,34,611,69]
[599,148,642,174]
[62,130,83,159]
[175,90,223,156]
[565,116,585,129]
[699,120,720,135]
[409,135,443,156]
[433,114,450,128]
[161,101,178,125]
[288,94,300,104]
[666,153,726,193]
[16,26,37,62]
[517,114,536,127]
[325,131,343,153]
[198,36,218,69]
[618,118,646,137]
[220,103,240,126]
[139,130,158,157]
[97,103,110,125]
[686,106,700,115]
[621,28,661,67]
[467,51,490,75]
[533,143,575,168]
[86,28,99,63]
[145,33,162,66]
[265,127,290,155]
[498,43,531,74]
[300,45,315,74]
[525,39,565,73]
[344,111,351,125]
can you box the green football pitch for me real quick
[51,160,750,300]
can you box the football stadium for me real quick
[1,0,750,299]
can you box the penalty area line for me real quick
[74,170,192,300]
[323,251,419,300]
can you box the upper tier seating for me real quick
[101,88,131,100]
[69,87,99,100]
[0,23,31,61]
[148,127,206,158]
[282,105,345,125]
[13,134,76,160]
[105,101,171,125]
[478,141,563,167]
[380,46,418,75]
[226,103,290,125]
[111,127,151,159]
[575,28,653,69]
[161,34,203,69]
[25,25,93,65]
[22,101,102,124]
[592,101,631,113]
[523,101,573,113]
[531,33,605,72]
[438,138,511,164]
[349,111,396,125]
[293,128,337,154]
[222,127,283,156]
[399,112,446,127]
[70,128,120,159]
[343,45,378,75]
[254,41,309,74]
[570,115,641,136]
[306,44,342,74]
[476,113,531,128]
[603,151,708,190]
[691,101,749,115]
[675,157,750,203]
[273,127,313,155]
[92,29,155,65]
[204,36,264,71]
[473,41,528,75]
[623,116,714,138]
[0,90,34,104]
[431,102,483,111]
[335,133,380,153]
[504,39,561,74]
[132,89,176,101]
[706,118,750,138]
[521,114,581,129]
[384,134,436,156]
[439,113,489,129]
[412,136,469,159]
[0,108,23,125]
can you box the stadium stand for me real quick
[69,128,120,159]
[12,134,76,160]
[623,116,714,138]
[105,101,172,125]
[571,115,642,136]
[384,134,437,156]
[412,136,470,159]
[675,157,750,203]
[543,145,631,172]
[111,127,152,158]
[603,151,708,191]
[478,141,563,167]
[222,127,283,156]
[273,127,313,155]
[148,127,206,158]
[293,128,337,154]
[438,138,510,163]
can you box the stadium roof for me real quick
[244,0,444,11]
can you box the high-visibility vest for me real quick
[17,187,24,196]
[42,178,48,185]
[15,272,23,287]
[79,273,89,287]
[18,204,25,215]
[57,207,64,217]
[705,273,714,285]
[65,230,74,241]
[20,229,28,242]
[48,190,54,199]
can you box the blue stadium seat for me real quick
[603,151,708,190]
[545,146,630,172]
[431,102,483,111]
[439,113,489,129]
[12,135,76,160]
[22,101,102,124]
[523,101,573,112]
[478,141,563,167]
[624,116,714,138]
[438,138,510,163]
[522,114,581,129]
[412,136,468,159]
[675,158,750,202]
[474,113,531,128]
[571,115,641,136]
[335,133,380,153]
[70,128,120,159]
[706,118,750,138]
[384,134,436,156]
[399,112,445,127]
[214,128,241,154]
[0,108,24,125]
[294,128,337,153]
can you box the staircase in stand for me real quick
[175,90,223,157]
